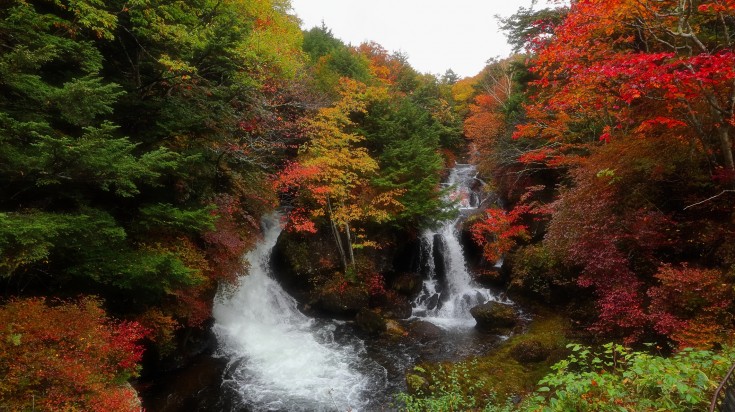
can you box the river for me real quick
[142,164,513,411]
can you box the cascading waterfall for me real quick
[412,164,502,328]
[212,213,383,412]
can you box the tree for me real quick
[515,0,735,175]
[302,25,372,95]
[471,205,531,263]
[441,69,460,85]
[498,4,568,53]
[278,79,400,269]
[0,0,308,355]
[543,137,685,342]
[0,297,147,411]
[497,0,735,343]
[357,41,409,86]
[648,264,733,349]
[361,98,450,227]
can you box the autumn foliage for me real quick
[471,203,531,263]
[464,0,735,347]
[648,264,734,349]
[0,297,147,411]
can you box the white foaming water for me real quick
[213,214,379,411]
[412,165,503,328]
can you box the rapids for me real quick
[192,163,511,411]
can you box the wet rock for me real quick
[408,320,443,342]
[432,234,447,281]
[510,339,550,364]
[391,272,423,297]
[377,293,413,319]
[470,301,519,331]
[389,300,413,319]
[271,230,340,303]
[426,294,439,311]
[385,319,408,337]
[356,308,387,336]
[315,286,369,317]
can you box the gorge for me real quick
[165,163,514,411]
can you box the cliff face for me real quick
[270,227,423,320]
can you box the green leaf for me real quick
[138,203,217,232]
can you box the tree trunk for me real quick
[718,126,735,174]
[326,198,348,271]
[343,220,356,268]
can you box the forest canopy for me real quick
[0,0,463,408]
[2,0,735,410]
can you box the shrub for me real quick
[0,297,147,411]
[508,244,569,301]
[648,264,733,349]
[525,343,735,411]
[397,362,514,412]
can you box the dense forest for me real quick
[1,0,735,411]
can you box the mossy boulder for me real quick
[372,291,413,319]
[390,272,423,297]
[407,313,569,400]
[271,230,340,301]
[355,308,387,336]
[314,285,369,317]
[408,320,443,342]
[470,301,519,331]
[509,339,550,363]
[385,319,408,337]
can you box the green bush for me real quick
[396,343,735,412]
[508,244,569,301]
[524,343,735,411]
[397,362,514,412]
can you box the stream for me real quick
[142,164,514,411]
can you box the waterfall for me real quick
[412,164,501,328]
[212,213,383,411]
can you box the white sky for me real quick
[289,0,557,78]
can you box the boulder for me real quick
[432,234,447,281]
[355,308,387,336]
[408,320,443,342]
[373,291,413,319]
[390,272,423,297]
[384,298,412,319]
[270,230,340,304]
[426,294,439,311]
[315,286,369,317]
[385,319,408,337]
[510,339,550,364]
[469,301,519,331]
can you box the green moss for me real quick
[416,311,570,401]
[472,313,569,397]
[406,373,428,394]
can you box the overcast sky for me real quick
[289,0,557,78]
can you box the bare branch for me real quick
[683,190,735,210]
